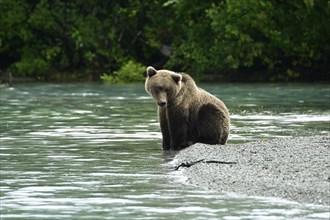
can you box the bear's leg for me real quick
[170,126,189,150]
[197,103,228,145]
[160,121,171,150]
[167,111,189,150]
[159,107,171,150]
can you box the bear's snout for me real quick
[158,101,167,107]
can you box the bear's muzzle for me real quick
[158,101,167,107]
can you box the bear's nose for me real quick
[158,101,166,107]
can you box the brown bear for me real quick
[145,66,230,150]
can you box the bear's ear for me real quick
[146,66,157,77]
[171,73,182,84]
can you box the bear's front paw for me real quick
[171,142,188,151]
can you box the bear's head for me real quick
[145,66,182,107]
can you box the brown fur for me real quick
[145,66,230,150]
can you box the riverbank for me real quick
[170,136,330,206]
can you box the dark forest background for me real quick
[1,0,329,82]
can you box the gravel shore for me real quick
[170,136,330,205]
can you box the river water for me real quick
[0,83,329,219]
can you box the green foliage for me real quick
[165,0,330,80]
[0,0,329,81]
[100,60,145,84]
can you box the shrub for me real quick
[100,60,145,84]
